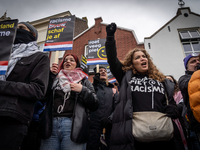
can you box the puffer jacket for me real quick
[179,70,200,133]
[178,71,200,133]
[0,52,50,125]
[188,70,200,123]
[38,73,99,143]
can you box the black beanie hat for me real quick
[19,22,38,40]
[93,66,107,73]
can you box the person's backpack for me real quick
[188,70,200,123]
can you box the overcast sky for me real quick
[1,0,200,42]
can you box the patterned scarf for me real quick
[58,68,87,93]
[0,41,41,80]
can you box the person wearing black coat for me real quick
[0,22,50,150]
[86,66,118,150]
[178,53,200,150]
[105,23,179,150]
[39,54,99,150]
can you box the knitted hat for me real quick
[93,66,106,73]
[183,53,198,69]
[19,22,38,40]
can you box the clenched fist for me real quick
[106,23,117,36]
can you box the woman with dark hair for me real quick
[105,23,179,150]
[166,75,189,150]
[39,54,99,150]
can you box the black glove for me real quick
[100,117,112,129]
[106,23,117,37]
[163,105,179,119]
[94,73,100,79]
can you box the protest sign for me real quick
[44,16,75,51]
[0,19,18,75]
[80,55,88,78]
[87,39,108,65]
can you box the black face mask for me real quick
[14,28,36,44]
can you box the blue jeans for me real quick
[40,117,86,150]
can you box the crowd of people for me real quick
[0,21,200,150]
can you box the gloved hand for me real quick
[100,117,112,129]
[163,105,179,119]
[106,23,117,37]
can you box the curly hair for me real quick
[122,48,166,82]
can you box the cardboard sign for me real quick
[44,16,75,51]
[0,19,18,75]
[87,39,108,65]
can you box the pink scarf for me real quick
[58,68,87,93]
[173,91,188,150]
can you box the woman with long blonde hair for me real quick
[105,23,179,150]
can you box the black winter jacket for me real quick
[178,70,200,133]
[39,73,99,143]
[90,75,118,130]
[105,36,179,150]
[0,52,50,125]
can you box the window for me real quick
[179,30,200,39]
[179,29,200,56]
[84,45,88,58]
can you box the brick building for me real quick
[64,17,144,82]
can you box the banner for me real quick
[87,39,108,65]
[44,16,75,51]
[80,55,88,78]
[0,19,18,75]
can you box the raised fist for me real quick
[106,23,117,36]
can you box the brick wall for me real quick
[64,17,144,82]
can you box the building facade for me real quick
[29,11,88,65]
[144,7,200,80]
[64,17,144,82]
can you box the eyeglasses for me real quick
[63,59,75,63]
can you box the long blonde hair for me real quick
[122,48,166,82]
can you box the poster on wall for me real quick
[43,15,75,51]
[0,19,18,75]
[87,39,108,65]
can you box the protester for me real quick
[39,54,99,150]
[86,66,118,150]
[166,75,189,150]
[178,53,200,150]
[0,22,50,150]
[105,23,179,150]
